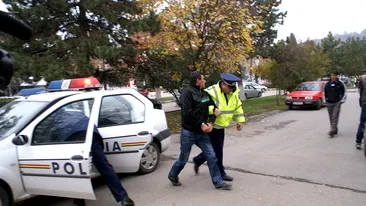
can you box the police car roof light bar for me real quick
[47,77,102,92]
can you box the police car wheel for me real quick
[138,142,160,174]
[0,186,10,206]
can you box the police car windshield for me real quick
[0,100,48,140]
[294,83,320,91]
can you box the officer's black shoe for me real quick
[168,175,182,186]
[222,174,233,181]
[73,199,86,206]
[194,162,199,175]
[215,182,232,190]
[121,197,135,206]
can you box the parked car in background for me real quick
[246,82,268,93]
[138,88,149,96]
[285,81,327,110]
[16,87,45,97]
[241,83,262,99]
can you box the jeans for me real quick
[327,101,341,133]
[356,104,366,144]
[168,128,223,186]
[194,128,226,176]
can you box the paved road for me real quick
[162,90,278,113]
[19,92,366,206]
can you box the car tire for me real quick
[0,186,10,206]
[257,92,262,97]
[315,99,322,110]
[261,88,266,93]
[245,93,248,99]
[138,142,160,174]
[288,105,293,110]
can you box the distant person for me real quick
[324,71,346,138]
[167,71,232,190]
[355,69,366,149]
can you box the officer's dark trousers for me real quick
[74,137,129,206]
[194,128,226,176]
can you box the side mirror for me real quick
[12,135,29,146]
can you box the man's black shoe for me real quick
[121,197,135,206]
[168,176,182,186]
[356,143,362,150]
[215,182,232,190]
[222,174,233,181]
[328,131,335,138]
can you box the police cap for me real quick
[221,73,241,87]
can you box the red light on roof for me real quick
[68,77,101,89]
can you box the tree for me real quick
[321,32,341,74]
[338,37,365,75]
[248,0,287,58]
[145,0,262,75]
[1,0,158,86]
[266,34,330,104]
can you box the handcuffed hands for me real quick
[201,123,213,133]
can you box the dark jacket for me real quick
[359,75,366,106]
[180,84,216,133]
[324,78,345,103]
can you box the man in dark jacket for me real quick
[168,71,232,190]
[324,71,345,137]
[355,70,366,149]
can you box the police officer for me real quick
[70,127,135,206]
[193,73,245,181]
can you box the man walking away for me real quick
[193,73,245,181]
[168,71,232,190]
[324,71,345,138]
[355,70,366,149]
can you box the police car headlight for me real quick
[286,96,292,100]
[305,96,313,100]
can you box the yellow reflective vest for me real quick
[206,82,245,129]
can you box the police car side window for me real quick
[99,95,145,128]
[32,99,94,145]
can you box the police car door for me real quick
[97,92,153,173]
[14,93,99,200]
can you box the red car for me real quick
[285,81,327,110]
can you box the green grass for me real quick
[0,98,16,107]
[159,96,174,102]
[166,95,287,134]
[243,95,287,116]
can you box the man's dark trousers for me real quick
[194,128,226,176]
[356,104,366,144]
[327,101,341,134]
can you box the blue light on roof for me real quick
[17,88,46,97]
[48,80,63,91]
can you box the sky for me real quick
[276,0,366,42]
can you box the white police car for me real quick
[0,77,171,205]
